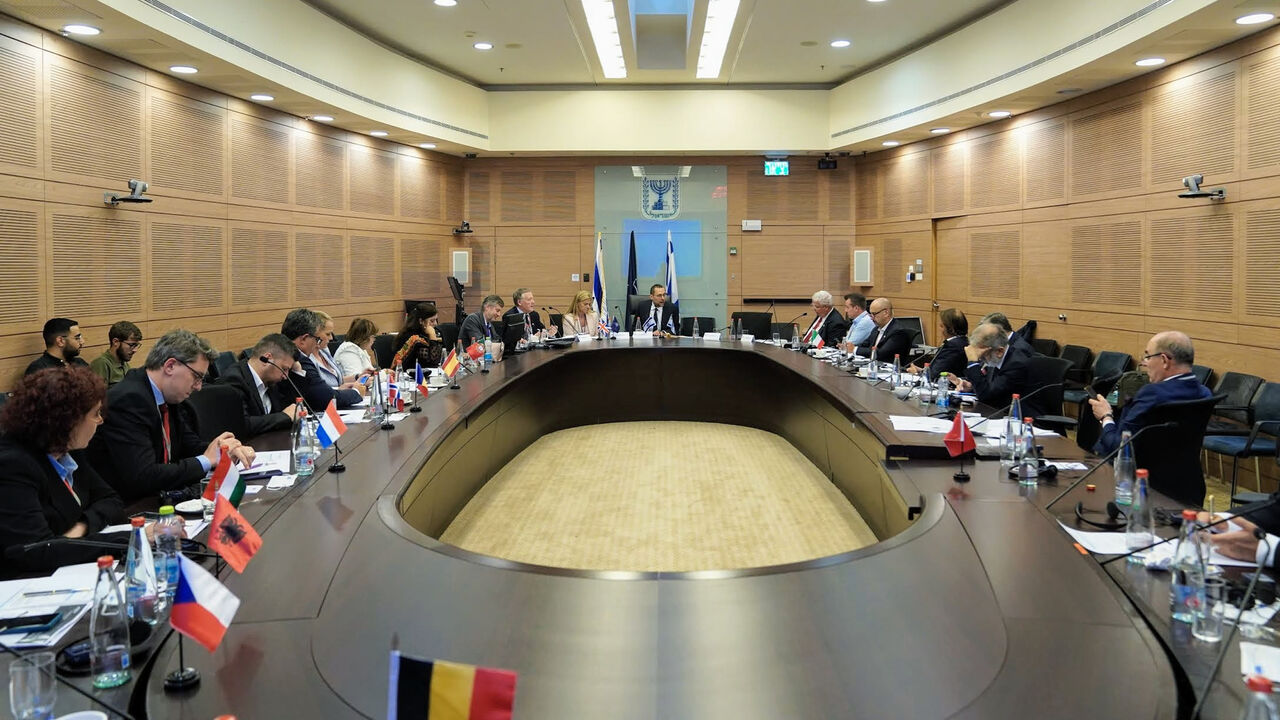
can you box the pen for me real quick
[21,589,77,598]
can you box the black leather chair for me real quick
[549,314,564,332]
[1060,345,1093,393]
[1026,355,1075,434]
[1206,372,1263,433]
[679,317,715,336]
[1064,350,1132,406]
[438,322,460,351]
[1130,393,1225,507]
[372,334,396,369]
[1030,338,1059,357]
[771,322,795,341]
[1074,373,1125,453]
[186,384,248,444]
[213,350,236,377]
[626,294,649,331]
[730,312,772,338]
[1203,382,1280,499]
[1191,364,1215,387]
[330,334,345,348]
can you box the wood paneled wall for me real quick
[853,25,1280,385]
[0,17,462,389]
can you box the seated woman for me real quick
[393,302,445,370]
[0,367,126,578]
[334,317,379,377]
[908,308,969,381]
[560,290,599,337]
[312,310,367,392]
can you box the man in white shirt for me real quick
[216,334,298,437]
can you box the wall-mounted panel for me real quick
[1024,122,1065,204]
[878,236,904,294]
[1148,213,1234,317]
[542,170,577,223]
[1149,67,1236,186]
[150,221,225,313]
[1245,207,1280,319]
[148,92,224,196]
[1246,53,1280,172]
[467,171,491,221]
[47,60,142,181]
[969,133,1020,209]
[1069,101,1142,196]
[50,212,142,319]
[295,231,346,301]
[350,235,396,299]
[295,131,345,211]
[969,229,1020,301]
[500,171,534,222]
[882,152,928,219]
[349,147,395,216]
[231,117,289,204]
[0,205,40,325]
[1070,220,1142,308]
[930,144,964,215]
[230,225,290,307]
[826,171,852,222]
[0,38,39,170]
[855,163,880,222]
[401,236,443,300]
[739,230,823,298]
[399,155,429,219]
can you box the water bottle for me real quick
[891,354,901,387]
[936,373,950,409]
[868,355,879,380]
[124,518,158,626]
[1126,469,1155,551]
[1242,675,1280,720]
[155,505,181,602]
[692,318,701,339]
[918,364,934,407]
[369,373,387,423]
[1001,394,1024,471]
[1017,418,1039,485]
[89,556,131,688]
[1171,509,1206,623]
[483,339,493,367]
[1114,431,1136,506]
[292,404,317,478]
[790,323,800,349]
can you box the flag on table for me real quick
[814,336,825,349]
[209,472,262,573]
[201,446,244,506]
[441,349,460,378]
[415,361,430,397]
[943,412,976,457]
[387,651,517,720]
[664,229,679,322]
[465,342,484,361]
[171,554,241,653]
[388,379,405,412]
[592,231,607,326]
[597,316,610,336]
[316,398,348,448]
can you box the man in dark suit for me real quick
[24,318,90,376]
[632,284,679,336]
[855,298,915,362]
[502,288,558,339]
[1088,331,1213,456]
[282,308,364,411]
[460,294,505,346]
[980,312,1036,357]
[799,290,848,347]
[88,329,255,502]
[957,322,1041,415]
[216,333,298,437]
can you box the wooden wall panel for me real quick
[935,228,968,303]
[400,236,443,300]
[1023,122,1065,204]
[499,171,534,222]
[0,36,38,170]
[1069,101,1143,196]
[824,227,851,293]
[150,221,225,314]
[229,225,290,308]
[230,117,289,204]
[881,151,928,219]
[348,147,394,216]
[1148,213,1234,319]
[878,236,904,294]
[350,234,397,298]
[930,144,965,214]
[445,164,464,224]
[295,131,345,211]
[740,228,823,298]
[1069,219,1142,307]
[0,203,40,326]
[1245,53,1280,172]
[825,170,852,222]
[467,170,491,221]
[50,211,143,320]
[47,59,142,181]
[1149,66,1236,186]
[855,163,880,221]
[542,170,576,223]
[399,155,429,219]
[1244,206,1280,320]
[969,134,1020,209]
[148,91,224,196]
[968,229,1020,301]
[493,228,580,304]
[1021,221,1070,308]
[295,231,346,302]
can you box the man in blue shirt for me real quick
[840,292,875,350]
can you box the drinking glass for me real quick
[9,652,56,720]
[1192,577,1226,642]
[771,332,781,346]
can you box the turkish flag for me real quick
[943,412,976,458]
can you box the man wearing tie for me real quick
[633,284,679,336]
[502,288,558,339]
[855,297,914,362]
[956,322,1039,415]
[460,295,505,346]
[800,291,848,347]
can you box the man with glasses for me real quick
[854,298,914,362]
[24,318,90,376]
[216,333,299,436]
[281,308,363,412]
[955,322,1039,415]
[1088,331,1211,456]
[799,290,847,347]
[89,329,255,502]
[88,320,142,388]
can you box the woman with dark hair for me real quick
[0,367,126,577]
[392,302,445,369]
[334,317,379,377]
[908,308,969,381]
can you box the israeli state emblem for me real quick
[640,177,680,220]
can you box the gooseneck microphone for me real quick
[1043,421,1178,511]
[259,354,346,472]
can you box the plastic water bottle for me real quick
[1114,431,1136,506]
[292,405,317,478]
[936,373,950,410]
[124,517,158,626]
[1171,509,1206,623]
[1001,394,1023,471]
[692,319,701,339]
[155,505,181,602]
[918,364,934,407]
[1126,469,1155,551]
[891,354,902,387]
[483,340,493,370]
[1241,675,1280,720]
[90,556,131,688]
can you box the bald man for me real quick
[854,297,915,362]
[1088,331,1212,456]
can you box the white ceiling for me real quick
[300,0,1012,87]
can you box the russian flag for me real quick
[387,651,517,720]
[171,554,240,653]
[316,398,348,448]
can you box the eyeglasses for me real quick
[1141,352,1169,362]
[122,340,142,349]
[172,357,206,386]
[869,308,888,316]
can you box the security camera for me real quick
[104,178,153,206]
[453,221,473,235]
[1178,173,1225,201]
[464,152,478,159]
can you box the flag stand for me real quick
[163,635,200,691]
[952,455,970,484]
[330,442,347,473]
[410,388,422,412]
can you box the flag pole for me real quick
[163,629,200,691]
[410,362,423,413]
[330,440,347,473]
[377,370,395,431]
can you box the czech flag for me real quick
[316,398,348,448]
[387,651,517,720]
[388,379,405,412]
[171,554,240,653]
[441,349,460,378]
[943,412,976,457]
[415,361,430,397]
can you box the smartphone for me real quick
[1083,385,1100,400]
[0,612,62,634]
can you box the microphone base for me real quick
[329,461,347,473]
[409,406,422,413]
[953,471,971,484]
[380,422,395,431]
[163,667,201,692]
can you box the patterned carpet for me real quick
[440,421,879,572]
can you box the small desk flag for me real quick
[171,553,240,653]
[441,349,461,378]
[387,652,517,720]
[943,412,976,457]
[415,361,430,397]
[317,398,348,448]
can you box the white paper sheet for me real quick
[1059,524,1135,554]
[887,415,956,433]
[1241,642,1280,679]
[267,474,297,490]
[702,333,721,341]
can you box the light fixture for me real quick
[169,65,198,74]
[930,127,950,134]
[434,0,458,5]
[866,0,888,3]
[1237,12,1275,25]
[370,130,389,137]
[250,93,274,102]
[419,143,437,149]
[311,115,334,122]
[697,0,741,79]
[62,24,100,36]
[473,42,493,50]
[830,40,851,48]
[882,140,900,147]
[1135,57,1165,67]
[987,110,1011,118]
[582,0,627,78]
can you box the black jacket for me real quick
[502,308,551,335]
[801,311,849,347]
[23,353,89,376]
[964,341,1044,416]
[926,335,969,381]
[631,300,679,333]
[291,352,362,412]
[856,318,916,363]
[216,360,293,437]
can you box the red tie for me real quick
[159,404,171,463]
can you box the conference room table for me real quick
[9,338,1270,718]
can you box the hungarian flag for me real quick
[415,361,430,396]
[202,446,244,506]
[388,379,405,412]
[814,337,825,349]
[441,349,460,378]
[466,342,484,361]
[316,398,348,447]
[209,455,262,572]
[943,412,976,457]
[388,652,517,720]
[171,553,240,652]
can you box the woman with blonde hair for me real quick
[560,290,599,336]
[334,317,379,377]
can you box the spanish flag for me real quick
[441,349,461,378]
[388,652,517,720]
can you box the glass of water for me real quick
[772,332,781,346]
[9,652,56,720]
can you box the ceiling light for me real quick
[249,93,274,102]
[1135,57,1165,67]
[311,115,334,122]
[866,0,888,3]
[830,40,851,48]
[1237,12,1275,25]
[987,110,1011,118]
[930,127,950,134]
[419,143,437,149]
[696,0,741,79]
[434,0,458,5]
[582,0,627,79]
[169,65,198,74]
[882,140,900,147]
[370,130,389,137]
[62,24,100,36]
[473,42,493,50]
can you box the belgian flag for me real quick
[388,651,517,720]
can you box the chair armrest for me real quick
[1243,419,1280,452]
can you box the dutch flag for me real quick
[316,398,348,448]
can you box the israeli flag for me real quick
[592,232,607,325]
[665,229,679,316]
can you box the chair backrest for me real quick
[1130,393,1224,506]
[1191,364,1215,387]
[549,314,564,332]
[1026,355,1072,417]
[329,334,345,348]
[1030,338,1060,357]
[679,317,715,335]
[894,316,925,346]
[1115,370,1150,408]
[371,334,396,369]
[730,312,772,338]
[214,350,236,376]
[186,384,247,444]
[1212,371,1264,425]
[1092,350,1134,382]
[1074,372,1127,453]
[238,347,253,361]
[1253,382,1280,425]
[626,294,649,330]
[771,322,795,340]
[438,322,460,351]
[1060,345,1093,371]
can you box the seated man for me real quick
[1088,331,1212,456]
[855,298,915,362]
[88,329,254,503]
[799,290,848,347]
[632,284,679,336]
[956,322,1041,416]
[88,320,142,388]
[502,287,558,338]
[460,294,505,346]
[216,333,298,437]
[909,308,968,381]
[282,308,364,411]
[24,318,90,375]
[980,312,1035,356]
[840,292,874,350]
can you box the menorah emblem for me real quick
[647,179,672,210]
[640,177,680,219]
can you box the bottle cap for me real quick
[159,505,175,515]
[1136,469,1149,478]
[1012,393,1020,398]
[1024,417,1034,423]
[1246,674,1272,692]
[97,556,113,568]
[1085,484,1096,492]
[131,517,145,528]
[1182,509,1198,521]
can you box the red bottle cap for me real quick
[1246,674,1272,692]
[1182,509,1198,521]
[97,556,113,568]
[1136,469,1149,478]
[131,517,145,528]
[1085,484,1096,492]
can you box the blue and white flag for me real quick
[592,232,607,326]
[665,229,679,323]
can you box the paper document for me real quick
[1059,524,1134,554]
[244,450,291,475]
[267,474,297,490]
[1242,642,1280,680]
[887,415,955,433]
[1059,522,1259,567]
[1047,462,1089,471]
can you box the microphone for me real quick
[542,306,566,333]
[1043,421,1178,511]
[766,300,776,326]
[18,536,219,560]
[259,355,315,418]
[784,311,808,326]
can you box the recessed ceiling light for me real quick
[370,130,389,137]
[1135,57,1165,67]
[434,0,458,5]
[696,0,741,79]
[169,65,198,74]
[62,24,100,36]
[882,140,900,147]
[830,40,851,48]
[311,115,334,122]
[1057,87,1083,94]
[249,93,274,102]
[1237,12,1275,25]
[582,0,627,79]
[987,110,1011,118]
[930,127,950,134]
[473,42,493,50]
[866,0,888,3]
[419,143,437,149]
